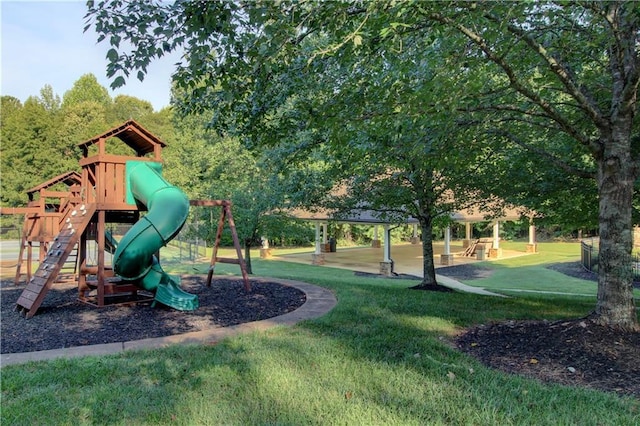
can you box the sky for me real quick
[1,0,180,111]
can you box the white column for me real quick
[444,226,451,255]
[315,223,321,254]
[529,224,536,245]
[322,223,328,244]
[374,225,379,240]
[493,222,500,249]
[412,223,418,238]
[465,222,471,240]
[383,225,391,262]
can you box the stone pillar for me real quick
[260,248,272,259]
[312,253,326,265]
[379,261,393,276]
[440,254,455,265]
[489,247,503,258]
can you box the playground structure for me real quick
[2,120,248,318]
[2,171,82,284]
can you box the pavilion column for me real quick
[410,223,420,244]
[463,222,472,248]
[380,224,393,276]
[320,222,330,253]
[440,226,454,265]
[527,221,538,253]
[489,221,503,258]
[312,222,325,265]
[260,236,272,259]
[372,225,381,248]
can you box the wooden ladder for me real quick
[13,213,39,285]
[15,204,96,319]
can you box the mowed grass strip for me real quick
[2,243,639,425]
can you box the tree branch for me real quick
[488,129,596,179]
[426,10,602,156]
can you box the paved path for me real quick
[0,278,337,367]
[435,274,506,297]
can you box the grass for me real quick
[466,242,640,301]
[2,243,640,424]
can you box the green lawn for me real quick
[461,241,611,298]
[2,242,639,425]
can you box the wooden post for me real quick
[194,200,251,292]
[97,210,106,306]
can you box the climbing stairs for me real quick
[16,204,96,319]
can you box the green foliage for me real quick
[0,76,173,208]
[107,94,154,124]
[61,73,112,109]
[1,94,63,205]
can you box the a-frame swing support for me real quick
[190,200,251,292]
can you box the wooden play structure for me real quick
[1,171,82,284]
[3,120,248,318]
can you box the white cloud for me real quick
[1,1,180,111]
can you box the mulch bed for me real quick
[456,318,640,398]
[442,261,640,398]
[1,276,305,355]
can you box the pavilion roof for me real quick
[288,203,528,225]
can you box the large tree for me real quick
[87,1,639,329]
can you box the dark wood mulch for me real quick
[446,261,640,398]
[1,276,305,355]
[456,318,640,398]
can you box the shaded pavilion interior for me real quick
[265,205,537,276]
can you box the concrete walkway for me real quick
[436,274,506,297]
[0,278,337,367]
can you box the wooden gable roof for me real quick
[26,171,82,196]
[77,119,166,156]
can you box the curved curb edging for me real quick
[0,277,337,367]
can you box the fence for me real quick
[166,238,207,262]
[581,238,640,281]
[107,224,207,262]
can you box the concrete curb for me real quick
[0,277,337,367]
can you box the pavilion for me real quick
[273,204,537,276]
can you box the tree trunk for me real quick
[244,239,253,275]
[419,217,438,286]
[592,124,639,330]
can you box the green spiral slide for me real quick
[113,161,198,311]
